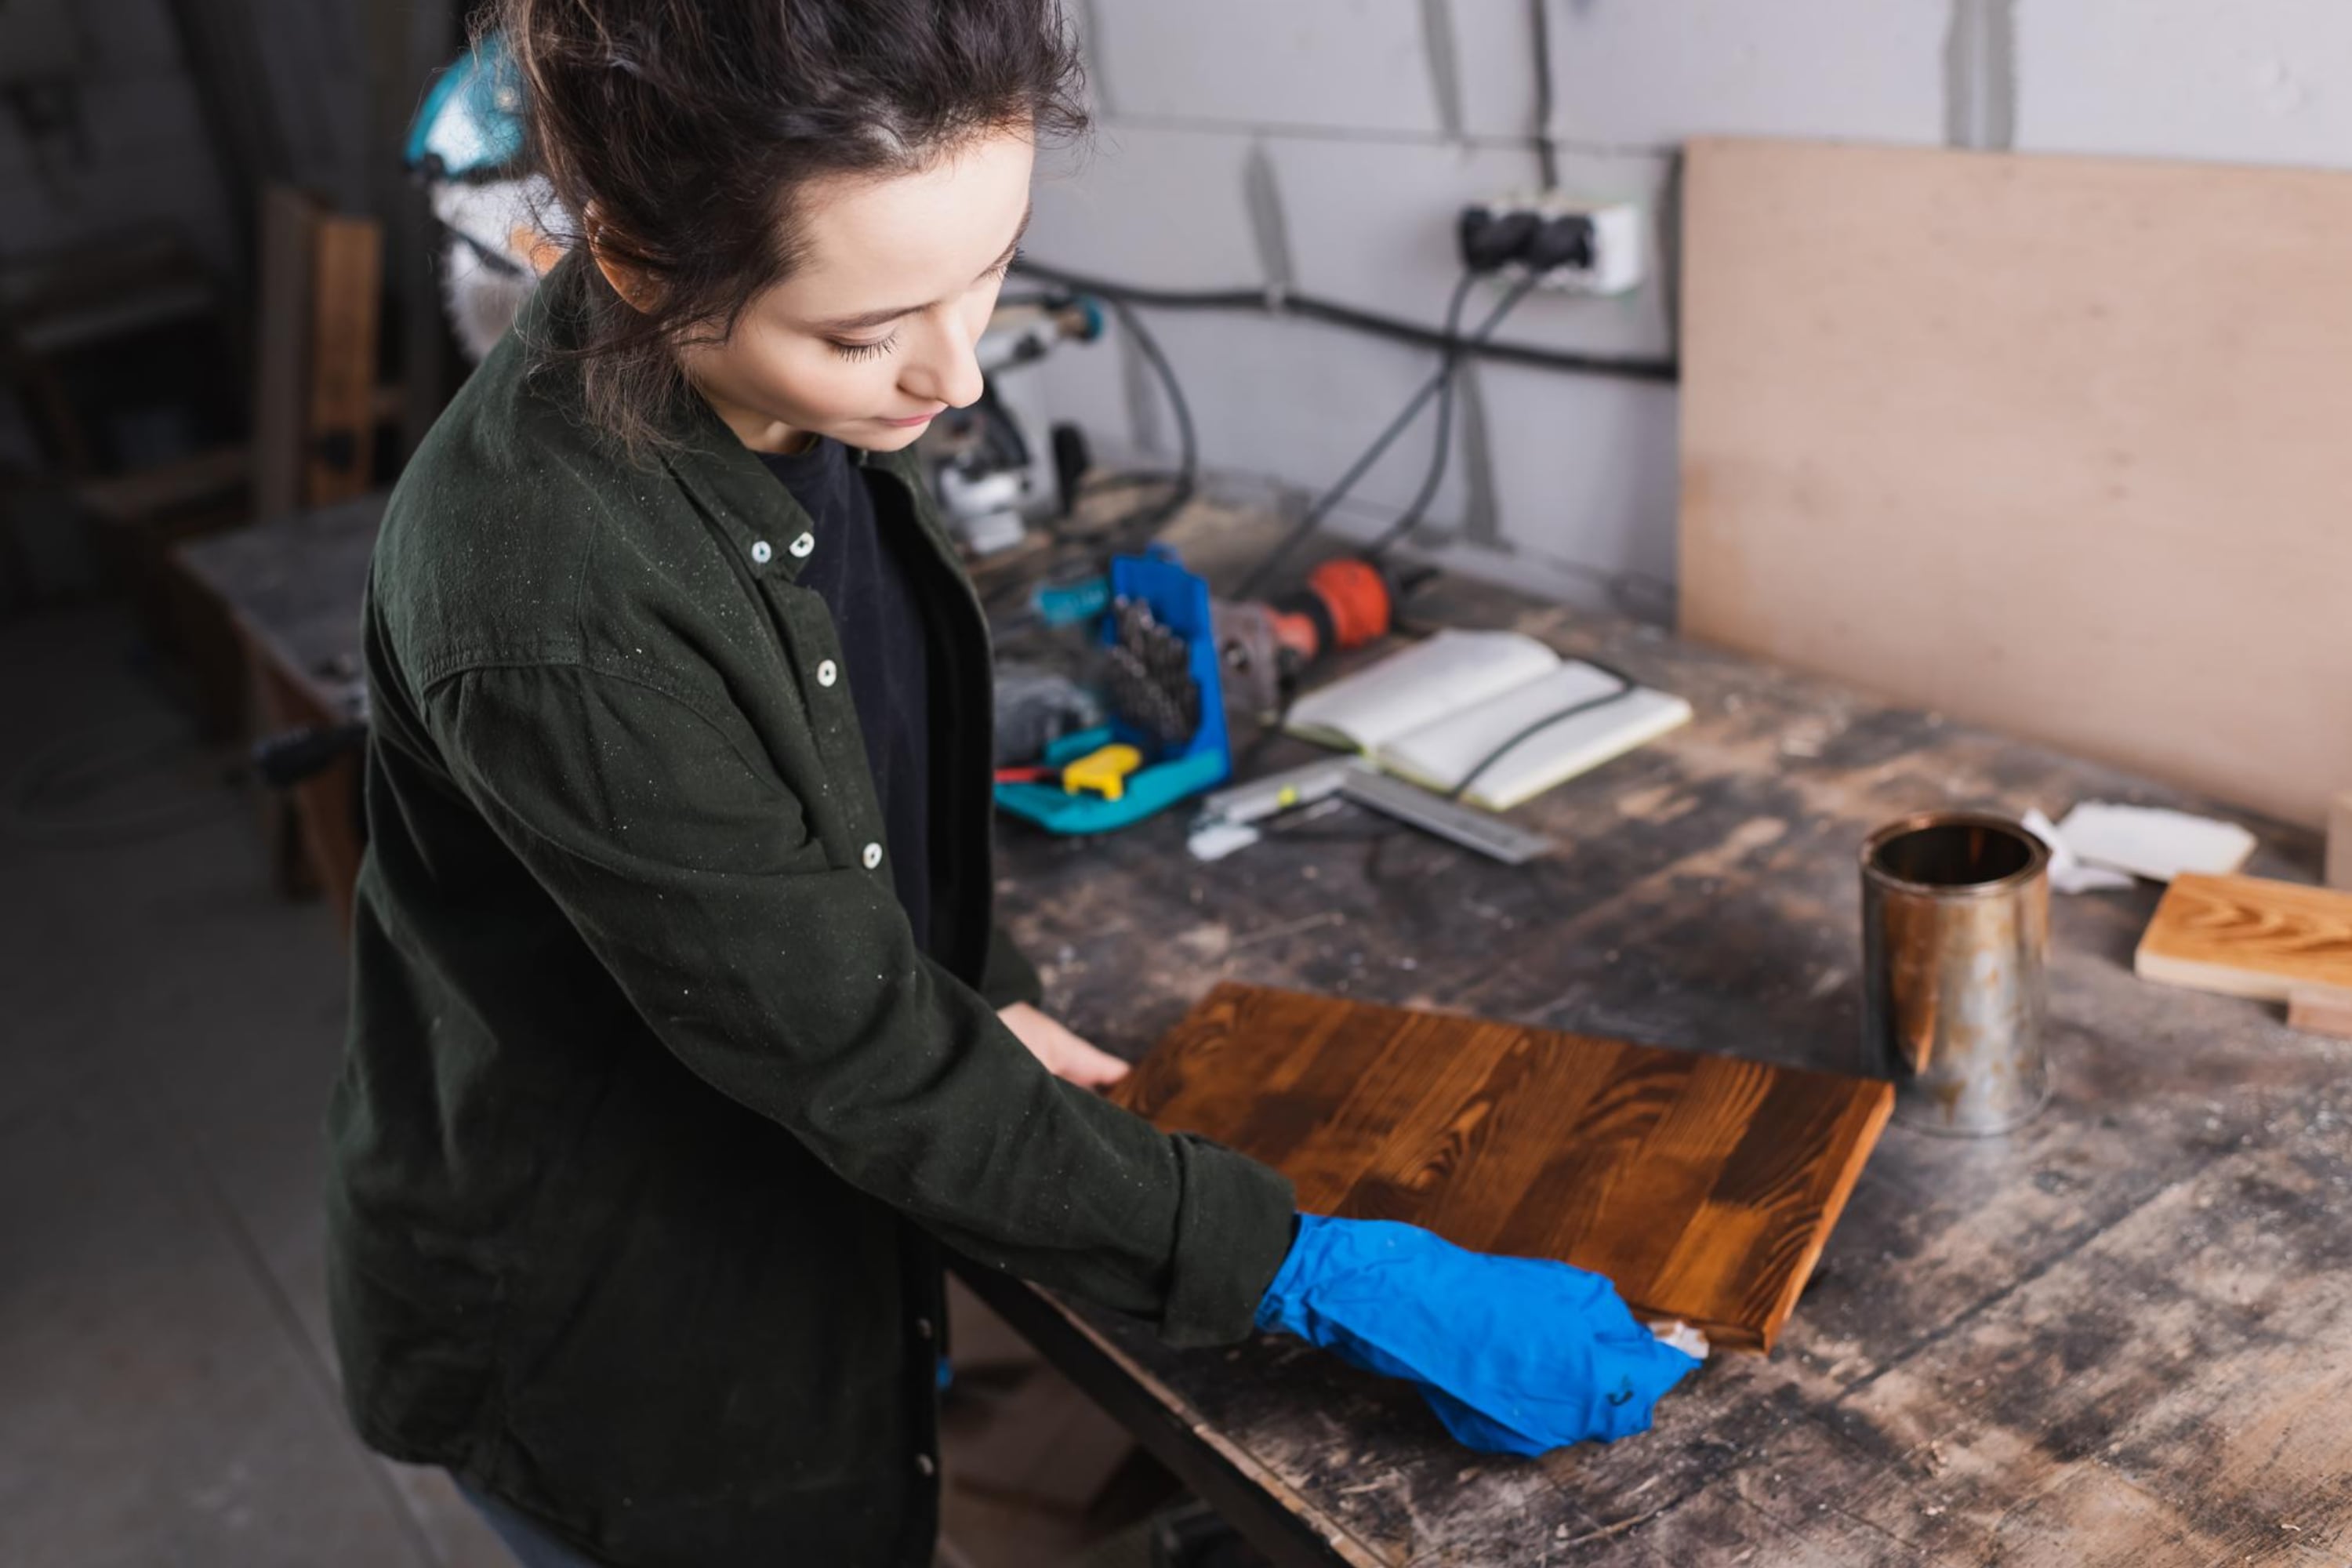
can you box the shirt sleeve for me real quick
[978,920,1046,1010]
[426,659,1294,1346]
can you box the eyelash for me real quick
[826,249,1021,361]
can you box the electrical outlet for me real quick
[1457,194,1646,296]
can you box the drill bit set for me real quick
[992,548,1233,834]
[1105,597,1203,754]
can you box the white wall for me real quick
[1023,0,2352,612]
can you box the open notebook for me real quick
[1283,629,1692,811]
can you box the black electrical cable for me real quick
[1530,0,1561,191]
[1010,259,1675,383]
[1235,271,1538,601]
[1444,661,1640,806]
[976,294,1203,627]
[1356,274,1479,564]
[1096,292,1197,542]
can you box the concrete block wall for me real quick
[1024,0,2352,611]
[0,0,233,268]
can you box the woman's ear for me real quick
[584,206,661,312]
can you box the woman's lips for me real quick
[880,408,946,428]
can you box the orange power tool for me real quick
[1211,556,1399,713]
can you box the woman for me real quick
[328,5,1698,1565]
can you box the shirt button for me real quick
[914,1316,935,1341]
[789,532,815,559]
[750,539,772,564]
[817,659,838,688]
[862,842,884,870]
[915,1454,936,1478]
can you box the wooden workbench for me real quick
[174,493,383,927]
[164,488,2351,1563]
[967,512,2352,1567]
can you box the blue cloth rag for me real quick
[1254,1214,1702,1457]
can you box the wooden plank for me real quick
[1112,983,1893,1353]
[252,185,315,522]
[302,214,383,508]
[1679,137,2352,830]
[2287,985,2352,1040]
[2134,873,2352,1001]
[2328,790,2352,891]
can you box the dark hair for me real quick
[499,0,1087,454]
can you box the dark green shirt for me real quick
[325,260,1295,1568]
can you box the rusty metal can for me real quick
[1861,811,2052,1135]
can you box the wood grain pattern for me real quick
[1116,983,1892,1353]
[2135,873,2352,1001]
[1679,138,2352,830]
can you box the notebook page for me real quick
[1377,664,1693,808]
[1283,629,1561,753]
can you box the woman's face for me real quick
[677,125,1036,455]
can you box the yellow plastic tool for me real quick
[1062,743,1145,802]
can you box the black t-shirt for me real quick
[757,438,933,953]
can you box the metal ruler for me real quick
[1197,758,1555,866]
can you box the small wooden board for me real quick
[2136,873,2352,1001]
[1113,984,1893,1353]
[2288,985,2352,1041]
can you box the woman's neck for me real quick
[700,387,817,456]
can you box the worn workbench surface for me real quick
[174,492,383,721]
[975,512,2352,1568]
[164,485,2350,1563]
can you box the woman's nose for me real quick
[899,313,985,411]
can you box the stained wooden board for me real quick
[1113,982,1892,1353]
[2136,872,2352,1001]
[1679,137,2352,830]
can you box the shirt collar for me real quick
[518,253,941,585]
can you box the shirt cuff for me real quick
[1156,1134,1298,1348]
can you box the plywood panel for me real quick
[2134,872,2352,1001]
[1115,984,1893,1352]
[1679,137,2352,829]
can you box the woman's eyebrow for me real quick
[805,201,1034,336]
[989,200,1035,276]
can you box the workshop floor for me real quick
[0,604,1151,1568]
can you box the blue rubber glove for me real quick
[1254,1214,1703,1457]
